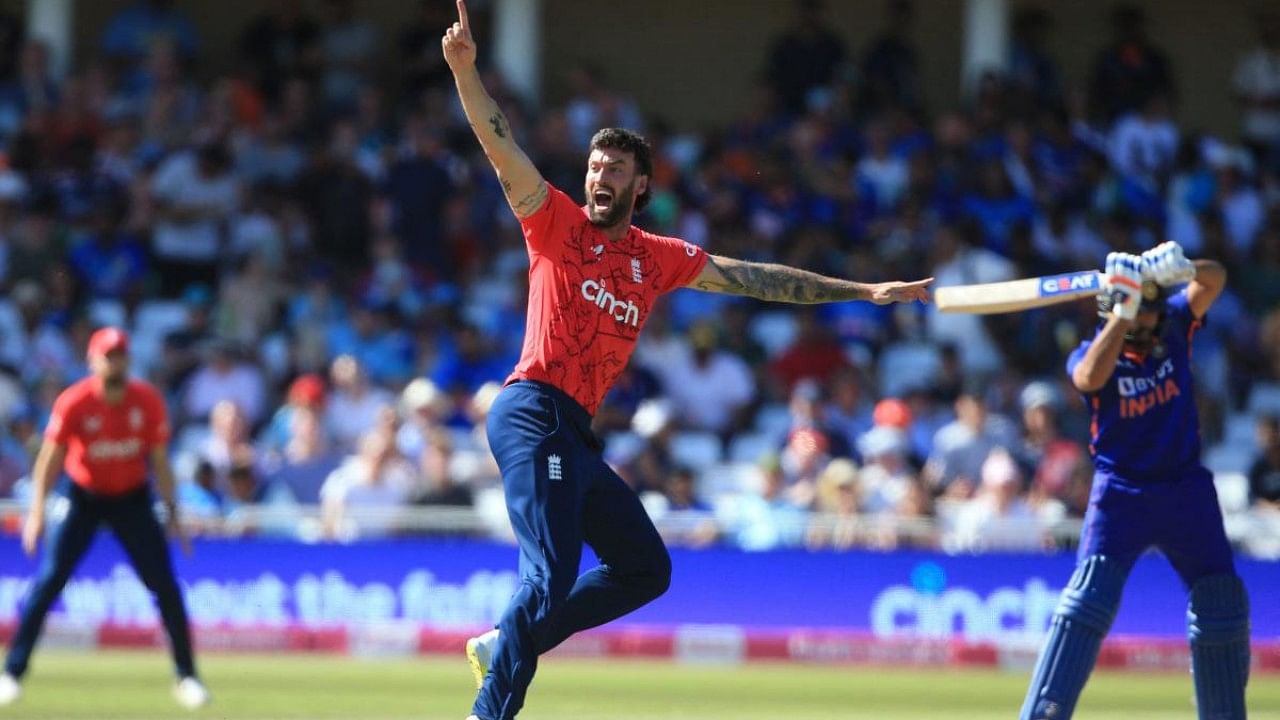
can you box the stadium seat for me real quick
[132,301,191,376]
[728,432,777,464]
[669,432,723,472]
[1247,383,1280,417]
[1213,472,1250,515]
[697,462,764,497]
[753,404,793,443]
[87,299,128,330]
[748,311,798,357]
[1223,413,1258,447]
[1203,443,1254,475]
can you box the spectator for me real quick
[768,309,851,393]
[320,428,418,539]
[414,427,472,507]
[102,0,198,64]
[1108,93,1178,182]
[183,342,266,425]
[925,224,1016,375]
[66,189,147,302]
[856,425,915,514]
[193,399,255,490]
[216,252,285,345]
[319,0,376,112]
[149,140,240,297]
[779,427,831,509]
[824,370,874,453]
[156,285,216,394]
[397,0,454,100]
[959,160,1037,256]
[657,467,718,549]
[924,391,1018,498]
[1007,6,1062,115]
[1018,381,1087,510]
[396,378,452,461]
[564,63,645,149]
[323,354,393,451]
[1089,4,1174,122]
[326,299,416,386]
[1233,9,1280,171]
[385,116,455,271]
[858,0,919,114]
[296,120,375,267]
[948,448,1046,552]
[258,402,338,506]
[1250,415,1280,512]
[661,322,755,436]
[805,458,862,550]
[239,0,322,102]
[765,0,847,115]
[176,459,224,523]
[729,454,807,551]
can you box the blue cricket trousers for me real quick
[5,482,197,679]
[473,380,671,720]
[1078,469,1235,586]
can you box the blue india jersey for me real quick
[1066,290,1205,481]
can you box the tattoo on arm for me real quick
[509,181,549,218]
[693,256,870,304]
[489,113,508,139]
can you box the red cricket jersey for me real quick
[44,377,171,496]
[509,183,708,414]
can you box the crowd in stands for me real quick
[0,0,1279,555]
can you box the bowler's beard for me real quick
[587,183,636,228]
[103,372,126,390]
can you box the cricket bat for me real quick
[935,269,1104,314]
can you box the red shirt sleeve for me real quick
[518,183,580,257]
[143,384,172,446]
[648,232,709,294]
[44,390,78,445]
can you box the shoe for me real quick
[0,673,20,705]
[173,676,210,709]
[465,629,499,689]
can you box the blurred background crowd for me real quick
[0,0,1278,555]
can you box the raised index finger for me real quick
[457,0,471,34]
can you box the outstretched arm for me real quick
[442,0,547,218]
[688,254,932,305]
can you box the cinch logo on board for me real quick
[1039,272,1099,296]
[869,562,1060,642]
[581,279,640,328]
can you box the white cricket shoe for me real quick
[465,629,499,689]
[173,676,210,709]
[0,672,20,705]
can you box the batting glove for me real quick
[1141,241,1196,287]
[1104,252,1144,320]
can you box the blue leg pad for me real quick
[1021,555,1129,720]
[1188,574,1250,720]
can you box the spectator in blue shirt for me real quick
[102,0,198,63]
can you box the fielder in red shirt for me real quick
[443,3,932,718]
[0,328,209,709]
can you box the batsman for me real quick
[1021,243,1248,719]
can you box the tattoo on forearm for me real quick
[693,256,869,304]
[489,112,508,139]
[501,179,512,193]
[510,181,548,217]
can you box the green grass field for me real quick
[3,651,1279,719]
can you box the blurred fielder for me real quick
[0,328,209,709]
[441,1,932,717]
[1021,243,1248,719]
